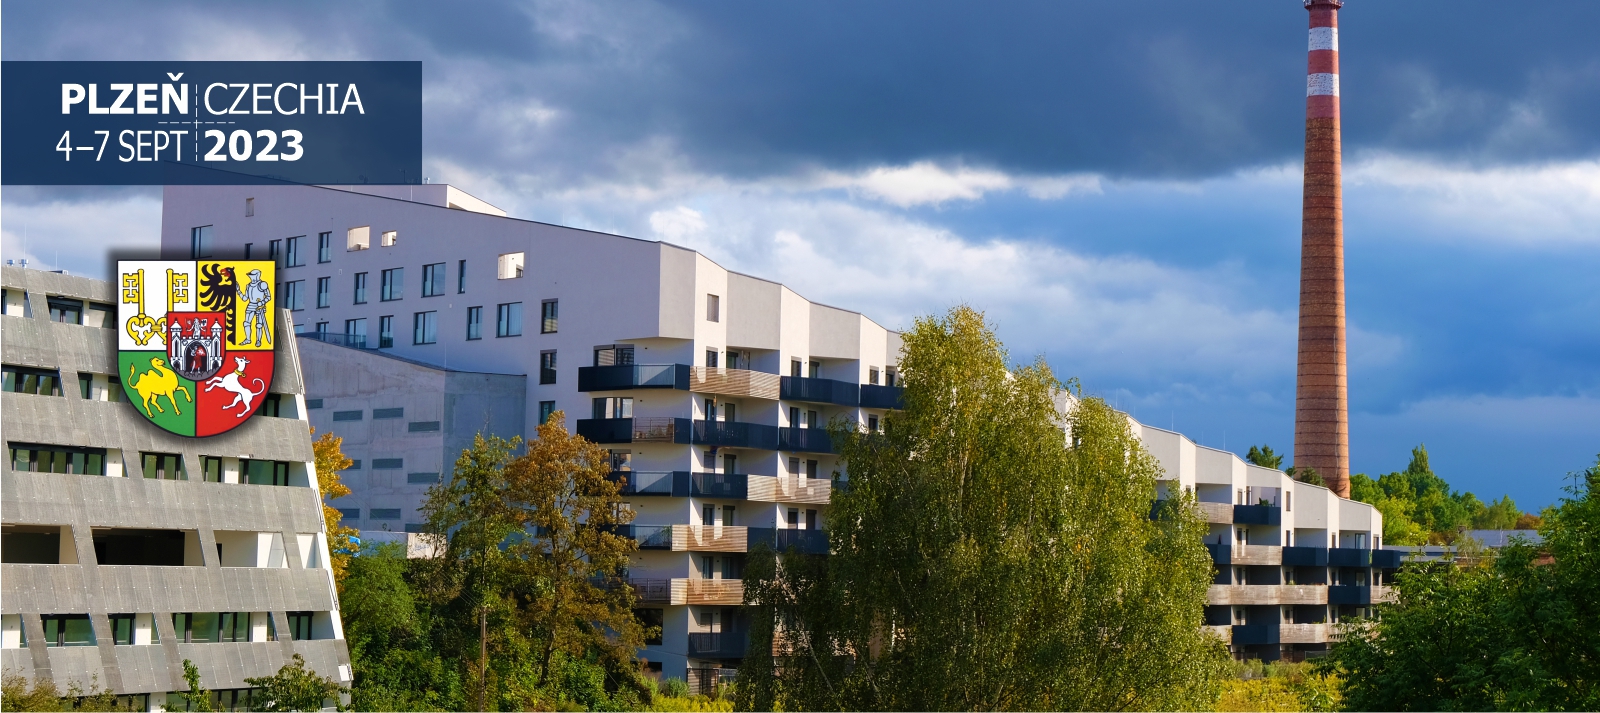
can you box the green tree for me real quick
[341,542,465,711]
[737,306,1228,711]
[176,659,214,712]
[312,428,360,587]
[244,653,346,712]
[1325,453,1600,710]
[1246,444,1284,470]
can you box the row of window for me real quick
[10,611,318,647]
[8,443,295,485]
[3,365,292,414]
[0,289,116,326]
[306,304,555,355]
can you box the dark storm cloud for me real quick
[6,1,1600,183]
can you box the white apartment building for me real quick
[161,183,902,684]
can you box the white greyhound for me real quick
[205,356,267,418]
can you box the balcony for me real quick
[688,630,750,658]
[1232,545,1282,566]
[1372,585,1396,603]
[1231,624,1280,646]
[608,525,675,550]
[747,475,831,504]
[780,376,859,406]
[1203,625,1233,644]
[688,420,780,449]
[1233,504,1282,526]
[691,472,749,499]
[610,470,676,496]
[300,331,370,350]
[575,417,681,444]
[778,427,834,454]
[1208,585,1329,606]
[1327,585,1372,605]
[1282,546,1329,567]
[1279,623,1332,644]
[1206,543,1232,566]
[747,528,829,555]
[859,384,905,409]
[1199,502,1234,524]
[1328,548,1372,568]
[608,471,750,498]
[630,578,744,606]
[578,364,689,392]
[1372,549,1404,569]
[691,367,780,400]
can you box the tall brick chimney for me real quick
[1295,0,1350,497]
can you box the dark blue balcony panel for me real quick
[609,470,677,497]
[576,418,636,444]
[1231,624,1281,646]
[859,384,905,410]
[691,472,748,499]
[1282,546,1329,567]
[748,528,829,555]
[780,376,859,407]
[1372,549,1403,569]
[686,420,779,450]
[1328,585,1372,606]
[1206,544,1232,566]
[687,631,749,658]
[778,427,835,454]
[578,364,690,392]
[605,524,673,549]
[1233,504,1282,526]
[1329,548,1373,568]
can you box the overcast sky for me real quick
[5,1,1598,509]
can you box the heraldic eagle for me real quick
[199,263,240,344]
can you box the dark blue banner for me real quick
[1,61,421,185]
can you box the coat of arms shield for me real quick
[117,260,277,437]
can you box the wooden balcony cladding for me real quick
[691,367,780,400]
[1199,502,1234,524]
[1207,584,1329,606]
[1232,545,1283,566]
[1279,623,1332,644]
[747,475,831,504]
[681,578,744,606]
[675,525,747,552]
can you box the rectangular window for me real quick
[407,472,440,484]
[245,197,255,217]
[788,457,800,475]
[241,459,290,486]
[9,443,106,475]
[344,318,367,348]
[87,302,114,328]
[77,372,92,399]
[332,410,363,422]
[268,239,281,265]
[305,399,323,410]
[886,366,897,387]
[373,408,404,420]
[498,252,525,279]
[317,232,332,263]
[284,236,303,267]
[497,302,522,337]
[412,311,437,344]
[591,397,632,419]
[378,315,394,348]
[338,508,360,520]
[190,226,213,259]
[141,452,185,480]
[3,367,63,396]
[408,421,441,432]
[316,277,330,308]
[540,299,558,333]
[261,394,283,417]
[283,280,304,310]
[869,367,880,385]
[540,351,557,385]
[287,612,313,641]
[381,230,398,247]
[808,361,820,378]
[466,306,482,340]
[244,242,253,259]
[705,349,718,368]
[109,614,136,645]
[201,456,223,483]
[422,263,446,297]
[381,268,403,301]
[539,401,556,425]
[41,615,94,647]
[348,226,370,251]
[48,297,83,325]
[217,612,251,643]
[593,345,634,366]
[353,272,368,304]
[706,294,720,322]
[868,415,879,432]
[457,260,467,293]
[372,456,404,469]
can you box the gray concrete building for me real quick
[296,336,525,540]
[1,266,350,711]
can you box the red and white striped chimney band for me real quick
[1308,27,1338,52]
[1307,74,1339,97]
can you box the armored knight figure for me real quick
[242,269,273,347]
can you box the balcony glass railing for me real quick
[688,420,779,450]
[609,470,676,496]
[578,364,690,392]
[1230,624,1280,646]
[301,331,370,349]
[688,630,750,658]
[747,528,829,555]
[1232,504,1282,525]
[780,376,859,406]
[607,471,751,498]
[778,427,834,454]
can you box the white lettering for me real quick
[299,84,323,115]
[62,84,86,114]
[89,84,109,114]
[136,130,153,161]
[108,84,135,114]
[169,130,187,160]
[228,84,250,115]
[325,84,339,114]
[273,83,298,115]
[162,83,188,115]
[136,84,158,114]
[204,83,229,115]
[252,83,271,114]
[117,129,135,161]
[340,84,364,114]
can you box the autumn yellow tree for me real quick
[312,428,360,586]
